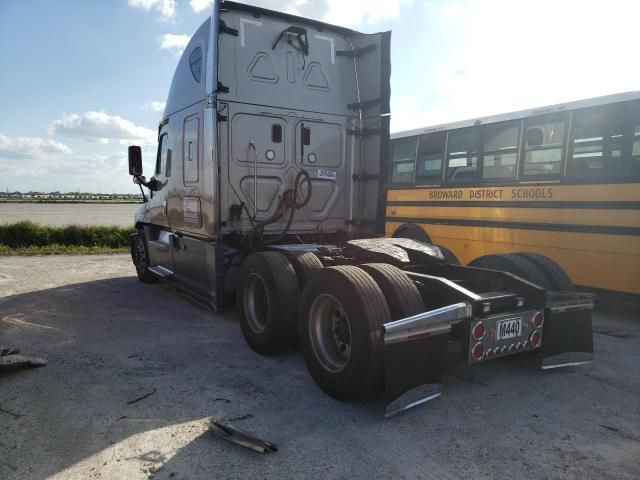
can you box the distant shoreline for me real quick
[0,200,141,204]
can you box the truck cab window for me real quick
[522,114,565,177]
[446,127,479,181]
[189,47,202,83]
[390,137,417,185]
[416,132,446,184]
[155,134,169,176]
[481,121,520,180]
[568,106,623,178]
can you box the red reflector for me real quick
[530,331,542,348]
[472,322,485,340]
[472,342,484,360]
[533,312,544,329]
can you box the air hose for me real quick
[241,169,312,248]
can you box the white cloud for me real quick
[47,111,156,145]
[206,0,410,26]
[147,100,166,113]
[0,147,158,193]
[190,0,213,14]
[391,0,639,131]
[128,0,176,21]
[323,0,413,26]
[159,33,190,57]
[0,132,72,160]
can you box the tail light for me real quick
[472,342,485,360]
[472,321,485,340]
[530,331,542,348]
[532,312,544,329]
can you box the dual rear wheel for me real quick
[237,252,424,399]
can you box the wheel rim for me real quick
[243,272,269,334]
[134,237,147,273]
[309,294,352,372]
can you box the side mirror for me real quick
[128,146,143,176]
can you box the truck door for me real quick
[145,129,175,270]
[295,120,346,224]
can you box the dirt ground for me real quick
[1,254,639,480]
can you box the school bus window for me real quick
[481,121,520,179]
[390,137,417,184]
[522,115,565,176]
[416,131,446,183]
[568,106,624,178]
[446,127,479,181]
[629,101,640,174]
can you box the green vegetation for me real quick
[0,221,134,255]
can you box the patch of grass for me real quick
[0,221,134,255]
[0,244,129,255]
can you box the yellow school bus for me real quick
[386,91,640,295]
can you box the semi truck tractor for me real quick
[127,0,594,416]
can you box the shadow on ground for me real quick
[1,271,639,479]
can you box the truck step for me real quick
[149,265,174,278]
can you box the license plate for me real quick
[496,318,522,340]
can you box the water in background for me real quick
[0,203,139,228]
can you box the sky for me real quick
[0,0,638,193]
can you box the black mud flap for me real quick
[382,303,470,417]
[541,293,595,369]
[383,335,448,417]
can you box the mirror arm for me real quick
[137,182,148,203]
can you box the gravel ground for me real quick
[0,254,639,480]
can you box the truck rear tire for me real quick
[468,253,552,289]
[131,231,158,284]
[514,252,575,291]
[299,265,391,400]
[283,251,323,289]
[360,263,424,320]
[392,223,431,243]
[237,252,299,354]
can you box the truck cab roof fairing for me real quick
[163,19,210,121]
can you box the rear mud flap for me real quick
[383,335,448,417]
[542,295,595,369]
[382,302,470,417]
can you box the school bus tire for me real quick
[392,223,431,243]
[514,252,575,292]
[434,245,460,265]
[237,252,300,355]
[468,253,552,289]
[360,263,424,320]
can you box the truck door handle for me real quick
[162,200,167,218]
